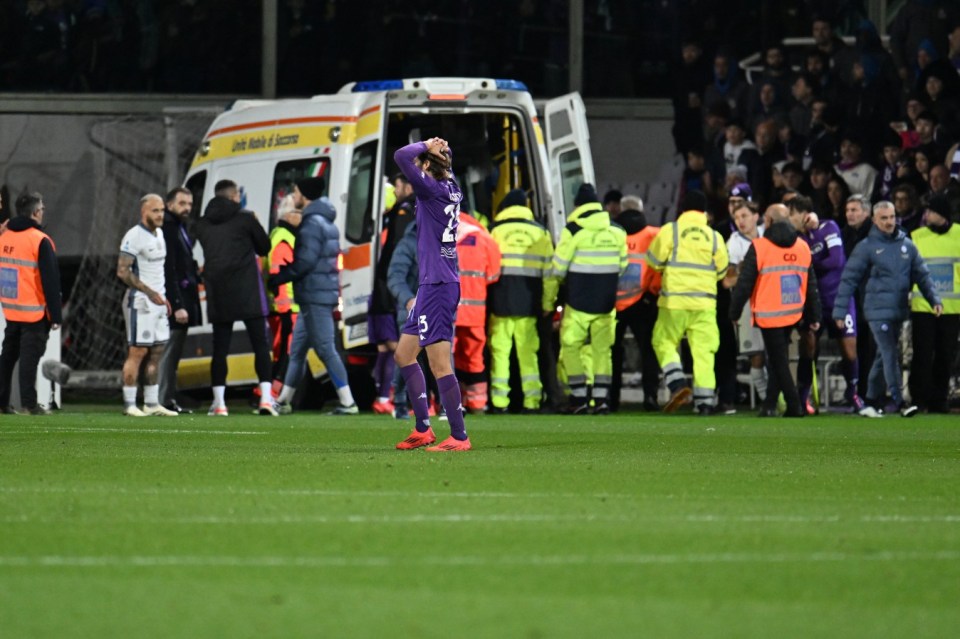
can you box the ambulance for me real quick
[179,77,594,387]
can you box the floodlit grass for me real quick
[1,405,958,638]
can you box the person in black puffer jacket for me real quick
[194,179,273,416]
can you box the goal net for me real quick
[63,110,218,373]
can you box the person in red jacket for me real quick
[454,211,501,413]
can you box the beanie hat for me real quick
[296,177,326,201]
[681,189,708,212]
[925,194,952,219]
[498,188,528,212]
[573,183,599,207]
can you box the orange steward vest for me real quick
[616,226,661,311]
[0,227,55,322]
[750,236,810,328]
[456,213,501,327]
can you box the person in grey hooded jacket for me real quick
[268,177,357,415]
[833,200,943,417]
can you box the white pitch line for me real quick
[0,427,267,435]
[0,486,951,505]
[1,513,957,525]
[0,550,957,569]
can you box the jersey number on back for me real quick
[442,203,459,243]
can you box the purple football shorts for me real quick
[367,312,399,344]
[824,297,858,339]
[401,282,460,346]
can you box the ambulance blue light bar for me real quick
[352,80,404,92]
[494,79,529,91]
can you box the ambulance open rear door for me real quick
[337,91,388,350]
[543,93,595,219]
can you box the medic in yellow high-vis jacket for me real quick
[646,191,729,414]
[487,190,554,412]
[544,185,627,413]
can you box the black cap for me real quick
[680,190,708,212]
[296,177,325,201]
[498,188,528,212]
[925,194,953,219]
[574,183,599,207]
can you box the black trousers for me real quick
[909,312,959,411]
[0,318,50,409]
[761,325,801,416]
[610,296,660,410]
[211,317,273,386]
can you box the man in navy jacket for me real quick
[833,200,942,417]
[269,177,357,415]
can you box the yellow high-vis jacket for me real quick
[646,210,729,310]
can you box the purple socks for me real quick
[400,363,431,433]
[437,374,467,441]
[374,351,395,398]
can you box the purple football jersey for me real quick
[394,142,462,285]
[803,219,845,309]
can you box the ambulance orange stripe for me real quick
[207,106,382,139]
[341,244,371,271]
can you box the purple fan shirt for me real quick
[394,142,462,285]
[802,219,845,310]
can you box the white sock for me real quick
[277,385,295,404]
[143,385,159,407]
[212,385,225,407]
[336,384,356,407]
[122,386,138,406]
[258,381,273,404]
[377,396,390,403]
[750,366,768,400]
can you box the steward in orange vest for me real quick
[0,192,62,414]
[729,218,821,417]
[454,211,501,413]
[611,207,662,411]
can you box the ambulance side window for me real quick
[270,158,330,229]
[345,140,376,244]
[185,171,206,221]
[558,149,583,215]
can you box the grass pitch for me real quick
[1,405,958,638]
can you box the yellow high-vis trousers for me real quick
[653,307,719,406]
[560,307,616,401]
[489,315,542,409]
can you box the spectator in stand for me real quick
[843,54,899,143]
[918,59,960,140]
[750,45,794,105]
[812,15,852,75]
[909,195,960,413]
[671,39,711,155]
[949,21,960,73]
[835,131,878,199]
[914,110,950,167]
[873,129,907,202]
[834,200,942,418]
[703,50,749,122]
[741,119,785,207]
[909,147,933,197]
[826,174,852,222]
[781,162,806,194]
[889,1,959,85]
[747,81,788,135]
[803,102,842,170]
[789,73,818,139]
[808,161,835,216]
[928,164,960,215]
[893,183,924,233]
[804,48,842,105]
[723,119,755,175]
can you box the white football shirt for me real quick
[119,224,166,304]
